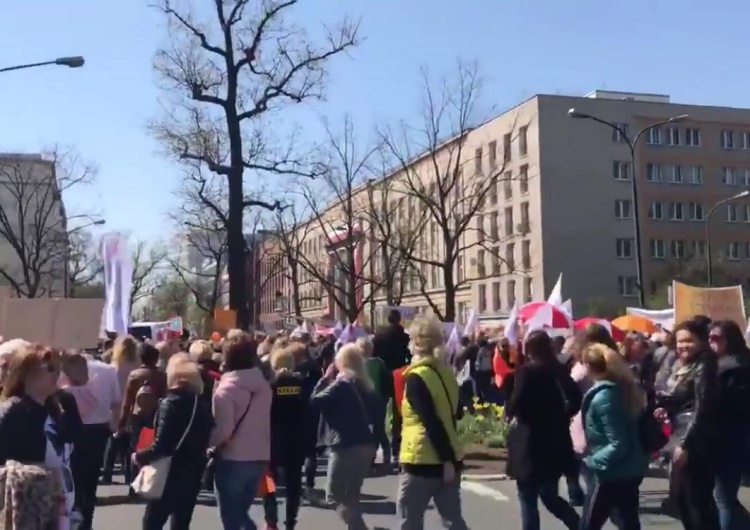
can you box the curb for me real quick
[462,473,510,481]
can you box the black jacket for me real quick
[505,363,581,482]
[271,371,311,463]
[0,391,81,465]
[136,388,213,468]
[373,324,411,372]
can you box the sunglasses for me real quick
[708,334,724,342]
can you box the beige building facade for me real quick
[259,90,750,325]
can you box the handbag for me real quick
[131,396,198,500]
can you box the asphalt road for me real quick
[93,470,750,529]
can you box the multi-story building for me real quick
[257,90,750,324]
[0,153,67,297]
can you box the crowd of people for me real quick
[0,307,747,530]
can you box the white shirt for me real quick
[84,360,122,425]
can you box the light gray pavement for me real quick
[93,471,750,529]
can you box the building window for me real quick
[474,147,483,174]
[667,127,681,146]
[616,238,634,259]
[650,239,666,259]
[519,164,529,194]
[669,165,683,184]
[727,242,741,260]
[477,249,486,277]
[503,133,512,162]
[457,253,465,282]
[669,202,684,221]
[648,201,663,220]
[506,280,516,308]
[476,214,484,241]
[457,302,467,324]
[743,132,750,150]
[519,126,528,156]
[613,161,630,180]
[745,242,750,260]
[692,241,706,258]
[645,127,660,145]
[488,140,497,168]
[488,178,498,205]
[685,128,701,146]
[726,204,738,222]
[646,163,662,182]
[489,212,499,240]
[689,165,703,185]
[615,199,632,219]
[491,247,501,275]
[520,202,530,229]
[504,207,514,236]
[523,277,533,303]
[689,202,704,221]
[522,240,531,269]
[478,284,487,312]
[505,243,515,271]
[618,276,638,297]
[612,123,630,143]
[670,240,686,259]
[722,130,735,149]
[503,171,512,200]
[491,282,501,311]
[743,204,750,223]
[722,167,737,185]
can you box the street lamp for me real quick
[0,56,85,74]
[705,190,750,286]
[568,108,689,307]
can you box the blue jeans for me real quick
[516,479,580,530]
[715,466,742,530]
[214,459,267,530]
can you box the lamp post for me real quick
[567,109,689,307]
[65,219,106,297]
[705,190,750,286]
[0,56,85,74]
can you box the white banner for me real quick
[100,233,133,336]
[625,307,674,329]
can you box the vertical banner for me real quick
[100,233,134,336]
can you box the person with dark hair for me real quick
[654,318,720,529]
[372,309,411,371]
[506,331,582,530]
[210,339,273,530]
[708,320,750,529]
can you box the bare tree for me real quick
[268,197,318,319]
[0,148,98,297]
[68,229,104,297]
[130,239,168,315]
[150,0,359,328]
[297,118,382,323]
[137,271,192,322]
[380,62,516,322]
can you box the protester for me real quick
[396,316,469,530]
[358,336,393,469]
[506,330,581,530]
[373,309,411,371]
[135,354,213,530]
[311,342,381,529]
[211,339,272,530]
[579,343,647,530]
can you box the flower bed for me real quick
[458,399,509,476]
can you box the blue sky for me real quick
[0,0,746,241]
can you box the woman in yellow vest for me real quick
[397,317,469,530]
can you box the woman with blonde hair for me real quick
[579,343,647,530]
[397,317,468,530]
[133,353,213,530]
[311,342,382,529]
[189,340,221,402]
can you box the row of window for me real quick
[614,199,750,222]
[474,126,530,174]
[476,202,531,240]
[475,240,533,276]
[476,277,533,313]
[616,237,750,261]
[484,166,531,206]
[614,162,750,188]
[612,124,750,150]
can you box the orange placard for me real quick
[213,309,237,333]
[136,427,155,451]
[257,470,276,495]
[672,281,746,328]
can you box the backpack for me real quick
[474,346,493,373]
[134,382,159,419]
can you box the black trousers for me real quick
[142,463,204,530]
[263,460,304,527]
[580,477,641,530]
[671,457,721,530]
[102,433,130,483]
[71,423,111,530]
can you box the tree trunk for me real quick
[227,170,248,329]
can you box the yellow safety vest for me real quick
[399,359,462,465]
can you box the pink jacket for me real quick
[210,367,272,461]
[569,362,593,455]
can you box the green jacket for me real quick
[365,357,393,400]
[582,381,647,481]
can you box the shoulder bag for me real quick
[203,391,254,481]
[132,396,198,500]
